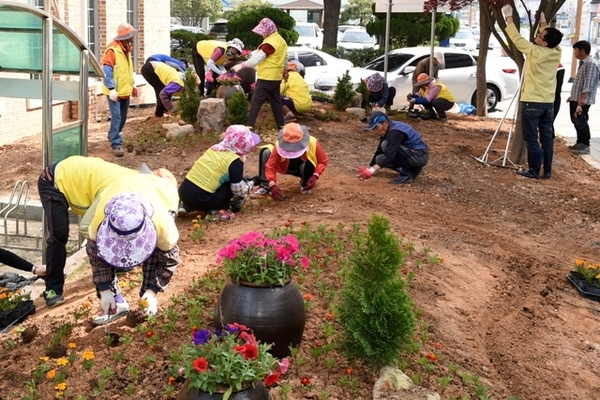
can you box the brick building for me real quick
[0,0,170,145]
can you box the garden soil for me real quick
[0,103,599,400]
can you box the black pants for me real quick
[426,98,454,119]
[192,49,217,96]
[178,178,233,212]
[257,148,315,187]
[569,101,591,147]
[38,164,69,296]
[141,61,167,117]
[248,79,284,128]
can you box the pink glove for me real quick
[357,166,374,180]
[205,70,214,83]
[270,185,284,201]
[303,174,319,191]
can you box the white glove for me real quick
[231,64,243,73]
[99,290,116,315]
[108,89,118,102]
[141,289,158,316]
[539,12,546,24]
[501,4,513,18]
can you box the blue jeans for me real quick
[521,102,554,157]
[108,97,130,149]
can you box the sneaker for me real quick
[390,175,412,184]
[517,169,540,179]
[177,202,188,217]
[230,196,246,212]
[568,143,585,150]
[113,147,124,157]
[572,145,590,155]
[300,188,312,194]
[44,289,65,307]
[250,186,270,199]
[91,300,130,326]
[439,116,448,122]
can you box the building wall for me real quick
[0,0,170,145]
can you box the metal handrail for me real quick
[1,181,30,244]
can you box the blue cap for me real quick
[364,111,389,131]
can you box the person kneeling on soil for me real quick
[280,60,312,121]
[251,122,329,200]
[365,72,396,109]
[408,73,455,122]
[177,125,260,218]
[358,111,429,185]
[82,170,180,325]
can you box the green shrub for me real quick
[226,91,249,125]
[337,214,416,371]
[179,69,201,125]
[170,31,211,60]
[226,6,298,49]
[332,71,355,111]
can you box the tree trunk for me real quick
[323,0,341,49]
[475,0,490,117]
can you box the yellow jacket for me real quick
[196,40,227,65]
[154,62,184,96]
[101,42,134,96]
[186,149,240,193]
[280,71,312,113]
[420,80,455,103]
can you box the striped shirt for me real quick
[570,56,600,105]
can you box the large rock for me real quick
[346,107,366,119]
[161,123,194,140]
[197,98,227,134]
[373,366,440,400]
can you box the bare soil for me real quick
[0,103,599,400]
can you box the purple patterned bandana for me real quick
[366,73,384,92]
[252,18,277,37]
[211,125,260,156]
[96,193,158,269]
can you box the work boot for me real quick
[409,167,423,180]
[572,145,590,155]
[390,167,413,184]
[517,152,542,179]
[112,147,124,157]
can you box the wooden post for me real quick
[569,0,584,82]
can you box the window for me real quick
[87,0,99,57]
[443,53,474,69]
[364,53,413,72]
[293,51,326,68]
[28,0,43,8]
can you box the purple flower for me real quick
[193,329,211,345]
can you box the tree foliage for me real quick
[226,5,298,49]
[171,0,222,27]
[223,0,272,20]
[339,0,373,26]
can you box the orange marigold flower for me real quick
[315,341,323,347]
[344,367,353,375]
[82,301,92,308]
[325,313,334,321]
[575,259,586,267]
[168,376,176,384]
[300,376,310,386]
[40,356,49,362]
[426,353,438,362]
[46,369,56,379]
[68,342,77,349]
[139,299,149,308]
[54,382,67,391]
[82,350,95,360]
[303,294,313,301]
[434,341,442,349]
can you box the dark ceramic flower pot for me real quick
[566,271,600,301]
[177,380,270,400]
[216,85,244,103]
[215,281,305,359]
[0,299,36,331]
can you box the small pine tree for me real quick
[226,91,249,125]
[338,214,416,372]
[179,68,201,125]
[333,71,355,111]
[356,79,370,110]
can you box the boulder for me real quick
[372,366,441,400]
[197,98,227,134]
[346,107,366,119]
[161,123,195,140]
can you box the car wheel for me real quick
[471,84,500,112]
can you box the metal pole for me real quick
[41,8,53,264]
[383,1,392,80]
[429,3,437,75]
[80,50,89,156]
[569,0,584,82]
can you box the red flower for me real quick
[344,367,353,375]
[434,341,442,349]
[325,313,334,321]
[146,331,154,338]
[234,344,258,359]
[148,345,156,352]
[300,376,310,386]
[193,357,209,373]
[264,372,280,387]
[426,353,438,362]
[303,293,313,301]
[240,331,257,345]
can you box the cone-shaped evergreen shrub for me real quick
[333,71,355,111]
[179,68,201,125]
[338,215,416,371]
[226,91,249,125]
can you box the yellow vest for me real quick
[196,40,227,65]
[258,32,287,81]
[186,149,240,193]
[154,62,184,96]
[54,156,138,215]
[420,81,455,103]
[280,71,312,113]
[101,42,134,96]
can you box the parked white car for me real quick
[287,46,354,90]
[337,29,379,51]
[312,47,519,112]
[450,27,477,52]
[294,22,323,49]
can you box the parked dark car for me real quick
[208,20,228,40]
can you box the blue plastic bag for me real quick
[459,103,476,115]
